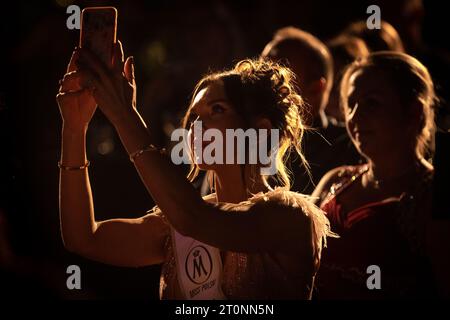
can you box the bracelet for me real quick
[129,144,166,163]
[58,161,90,170]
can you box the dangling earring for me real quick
[207,170,216,193]
[251,164,258,187]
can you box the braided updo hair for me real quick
[182,58,310,191]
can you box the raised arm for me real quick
[57,48,168,267]
[77,43,327,255]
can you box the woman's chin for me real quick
[196,164,207,170]
[357,144,381,160]
[353,140,372,157]
[195,163,215,171]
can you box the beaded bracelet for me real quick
[58,161,90,170]
[129,144,166,163]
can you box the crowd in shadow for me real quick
[1,0,449,299]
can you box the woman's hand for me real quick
[77,40,136,127]
[56,48,97,132]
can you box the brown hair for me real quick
[261,27,334,96]
[340,51,436,160]
[327,35,370,68]
[182,58,310,191]
[343,20,405,53]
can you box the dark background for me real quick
[0,0,448,299]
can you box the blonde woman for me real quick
[313,52,447,298]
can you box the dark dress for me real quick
[316,165,438,299]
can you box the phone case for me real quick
[79,7,117,67]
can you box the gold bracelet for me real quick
[129,144,166,163]
[58,161,90,170]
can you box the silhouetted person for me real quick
[342,20,405,53]
[326,35,369,125]
[262,27,361,194]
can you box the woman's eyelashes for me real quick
[188,104,225,126]
[211,104,225,115]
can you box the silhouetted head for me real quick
[326,35,370,123]
[343,20,405,53]
[261,27,333,124]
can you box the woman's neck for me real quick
[213,166,270,203]
[365,150,429,188]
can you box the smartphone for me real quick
[79,7,117,68]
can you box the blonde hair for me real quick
[343,20,405,53]
[340,51,436,160]
[182,58,310,192]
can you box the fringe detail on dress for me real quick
[244,187,339,270]
[147,188,338,271]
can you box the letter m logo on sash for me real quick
[185,246,213,284]
[193,250,207,279]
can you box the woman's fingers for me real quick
[56,88,91,104]
[60,69,99,92]
[112,40,125,74]
[60,70,83,92]
[124,56,135,85]
[60,68,105,95]
[72,43,136,121]
[66,48,79,73]
[123,56,136,109]
[78,48,116,92]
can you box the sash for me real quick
[171,227,226,300]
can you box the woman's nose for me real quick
[193,115,200,124]
[348,103,364,122]
[191,116,210,132]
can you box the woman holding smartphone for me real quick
[56,42,334,299]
